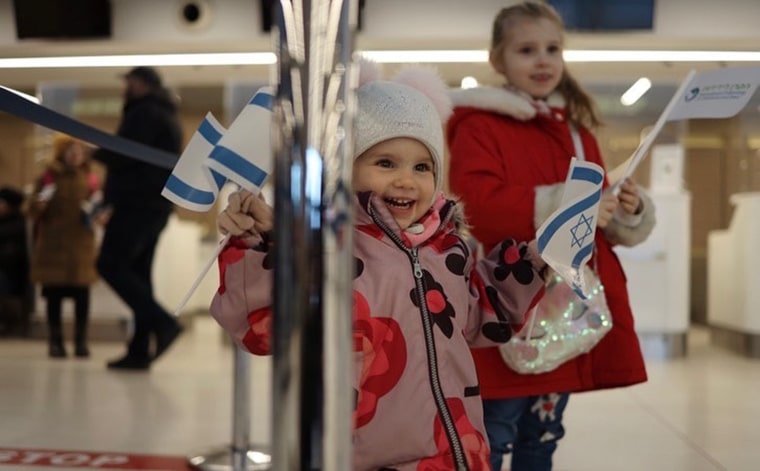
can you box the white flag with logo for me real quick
[536,158,604,298]
[666,66,760,121]
[618,66,760,183]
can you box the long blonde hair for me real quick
[490,1,601,128]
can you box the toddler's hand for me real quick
[218,190,273,237]
[597,192,618,229]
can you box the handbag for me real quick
[500,122,612,374]
[499,265,612,374]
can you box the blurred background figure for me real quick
[0,186,32,337]
[92,66,184,371]
[28,134,103,358]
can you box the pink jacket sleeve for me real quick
[464,238,545,347]
[209,235,274,355]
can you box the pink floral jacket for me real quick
[210,192,545,471]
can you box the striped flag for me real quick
[536,158,604,298]
[205,87,274,193]
[161,112,227,211]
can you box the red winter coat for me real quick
[446,87,656,399]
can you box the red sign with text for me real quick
[0,448,190,470]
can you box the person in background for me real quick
[0,186,32,336]
[28,135,103,358]
[93,66,184,370]
[446,2,656,470]
[210,63,548,469]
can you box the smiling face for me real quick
[353,137,436,230]
[491,16,564,100]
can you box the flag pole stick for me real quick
[172,233,230,317]
[616,69,696,187]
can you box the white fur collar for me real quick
[449,86,565,121]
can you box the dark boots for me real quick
[74,317,90,358]
[48,330,89,358]
[48,334,67,358]
[45,286,90,359]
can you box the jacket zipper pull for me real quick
[411,249,423,279]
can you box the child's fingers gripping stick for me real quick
[248,193,274,233]
[218,190,256,236]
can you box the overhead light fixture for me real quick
[460,76,478,89]
[1,49,759,69]
[0,52,277,68]
[620,77,652,106]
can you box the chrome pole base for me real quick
[187,445,271,471]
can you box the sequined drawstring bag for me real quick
[499,265,612,374]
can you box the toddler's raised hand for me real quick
[218,190,274,237]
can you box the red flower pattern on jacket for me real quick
[242,307,272,355]
[416,397,490,471]
[217,238,249,294]
[353,290,407,429]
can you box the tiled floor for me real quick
[1,317,757,471]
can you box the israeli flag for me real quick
[205,87,274,193]
[162,112,227,211]
[536,158,604,298]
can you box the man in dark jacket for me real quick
[93,66,183,370]
[0,186,32,336]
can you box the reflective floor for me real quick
[0,316,757,471]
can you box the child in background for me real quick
[0,186,32,336]
[210,64,548,470]
[29,134,104,358]
[446,2,656,470]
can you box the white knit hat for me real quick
[354,64,452,196]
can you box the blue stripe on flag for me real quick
[199,118,224,144]
[209,145,269,188]
[537,189,601,252]
[250,92,274,110]
[571,166,604,185]
[164,174,217,205]
[571,241,594,268]
[210,168,226,188]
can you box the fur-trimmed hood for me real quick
[449,86,565,122]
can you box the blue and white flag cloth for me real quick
[536,158,605,298]
[205,87,275,193]
[161,112,227,211]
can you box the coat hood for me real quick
[449,86,565,122]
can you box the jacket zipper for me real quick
[368,205,469,471]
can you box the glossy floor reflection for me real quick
[0,317,757,470]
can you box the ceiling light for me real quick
[460,76,478,89]
[0,52,276,68]
[620,77,652,106]
[0,49,759,69]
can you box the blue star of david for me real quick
[570,213,594,248]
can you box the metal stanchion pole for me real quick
[190,1,356,469]
[188,179,272,471]
[187,347,272,471]
[271,1,355,469]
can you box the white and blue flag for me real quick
[205,87,274,193]
[537,158,604,298]
[161,112,227,211]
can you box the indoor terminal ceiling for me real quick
[1,0,759,110]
